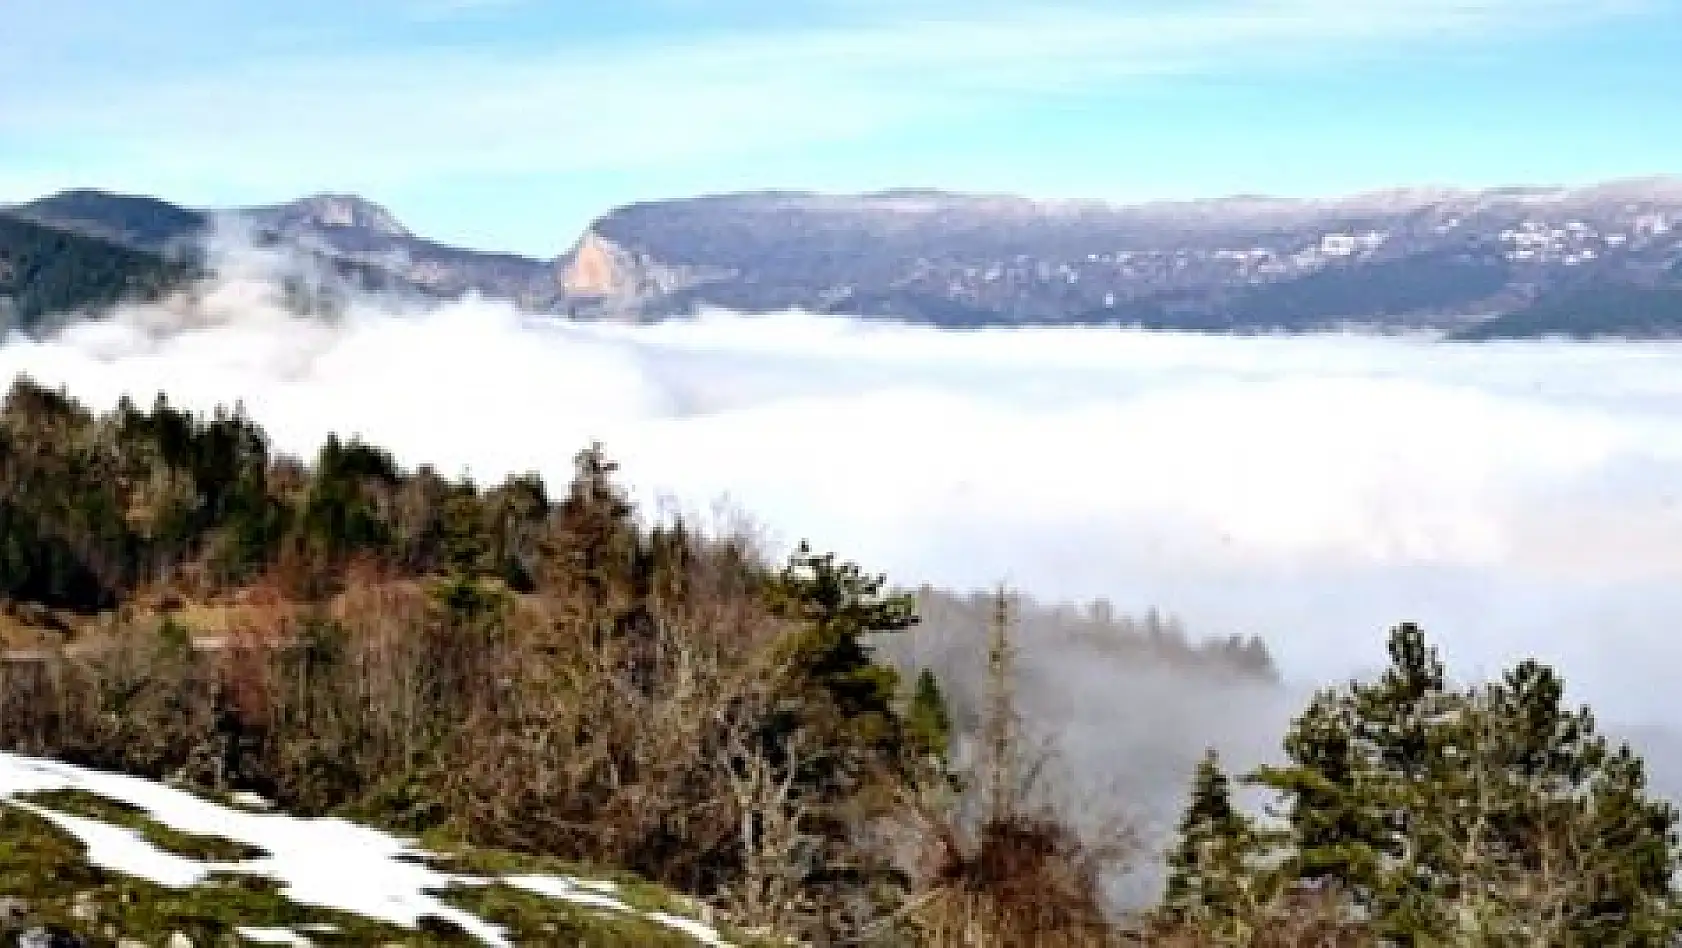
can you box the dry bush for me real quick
[0,653,61,750]
[1142,883,1376,947]
[881,588,1140,947]
[901,806,1131,947]
[0,626,224,781]
[440,593,793,883]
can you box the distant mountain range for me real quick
[5,179,1682,338]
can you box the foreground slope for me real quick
[0,379,962,944]
[0,751,734,946]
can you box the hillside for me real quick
[12,191,556,310]
[0,213,194,334]
[0,378,1040,944]
[558,182,1682,334]
[1450,279,1682,340]
[14,191,205,251]
[0,751,737,946]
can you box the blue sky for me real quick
[2,0,1680,257]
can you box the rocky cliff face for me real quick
[554,229,731,319]
[559,231,632,298]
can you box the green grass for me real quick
[440,883,704,947]
[20,790,269,863]
[0,804,432,945]
[408,834,687,914]
[400,831,765,945]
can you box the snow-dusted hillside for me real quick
[0,752,734,946]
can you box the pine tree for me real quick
[440,488,491,577]
[1578,743,1682,942]
[1354,624,1447,775]
[764,540,918,762]
[1165,748,1256,937]
[1348,623,1461,938]
[557,443,638,606]
[905,668,952,762]
[1257,690,1385,891]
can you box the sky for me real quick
[1,0,1681,256]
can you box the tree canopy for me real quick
[1162,623,1682,945]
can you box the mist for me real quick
[873,587,1302,901]
[6,254,1682,787]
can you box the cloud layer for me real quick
[6,273,1682,727]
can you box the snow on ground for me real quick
[235,930,314,946]
[0,750,733,947]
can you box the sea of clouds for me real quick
[5,258,1682,741]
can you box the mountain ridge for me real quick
[7,177,1682,337]
[561,177,1682,332]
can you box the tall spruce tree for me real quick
[906,668,953,763]
[1260,690,1386,891]
[1165,748,1257,936]
[764,541,919,772]
[1348,623,1462,937]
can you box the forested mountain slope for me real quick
[0,213,192,334]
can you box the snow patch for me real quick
[236,929,314,946]
[0,751,733,947]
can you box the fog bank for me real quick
[6,269,1682,738]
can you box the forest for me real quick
[0,378,1676,945]
[1450,279,1682,340]
[0,215,192,334]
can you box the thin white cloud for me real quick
[0,0,1651,199]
